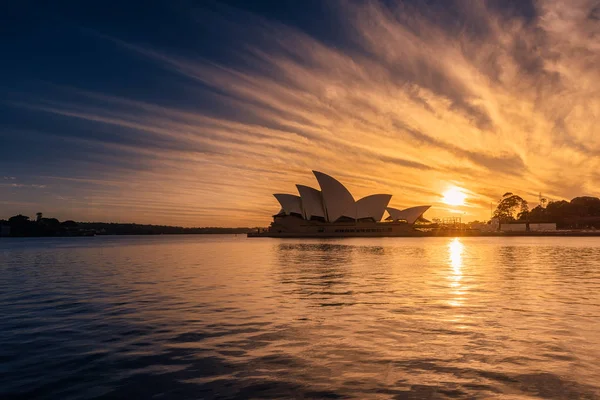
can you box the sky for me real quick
[1,0,599,227]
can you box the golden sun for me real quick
[442,187,467,206]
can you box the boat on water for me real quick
[248,170,431,238]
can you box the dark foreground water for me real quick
[1,235,600,399]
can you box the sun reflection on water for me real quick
[449,238,464,275]
[448,238,464,307]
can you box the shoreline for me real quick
[429,230,600,237]
[3,231,600,239]
[248,230,600,238]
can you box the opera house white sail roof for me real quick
[386,205,432,224]
[296,185,325,220]
[273,194,303,217]
[272,171,431,224]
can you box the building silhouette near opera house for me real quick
[248,171,431,237]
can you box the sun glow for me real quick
[442,187,467,206]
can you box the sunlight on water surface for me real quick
[1,235,600,399]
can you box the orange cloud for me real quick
[10,0,600,226]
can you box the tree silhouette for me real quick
[493,193,528,223]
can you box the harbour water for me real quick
[1,235,600,399]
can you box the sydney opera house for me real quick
[249,171,431,237]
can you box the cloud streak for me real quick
[3,0,600,225]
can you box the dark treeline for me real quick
[0,213,252,237]
[78,222,251,235]
[494,194,600,229]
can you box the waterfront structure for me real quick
[499,222,557,232]
[529,223,557,231]
[499,223,527,232]
[249,171,431,237]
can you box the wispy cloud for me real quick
[12,184,47,188]
[1,182,46,188]
[4,0,600,225]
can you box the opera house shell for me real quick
[249,170,431,237]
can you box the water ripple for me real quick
[1,235,600,399]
